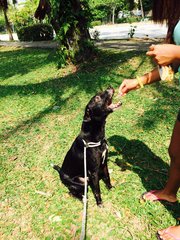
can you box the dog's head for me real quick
[84,87,122,122]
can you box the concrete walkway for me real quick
[0,21,166,50]
[0,21,167,42]
[90,21,167,40]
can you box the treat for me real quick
[158,65,174,82]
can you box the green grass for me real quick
[0,45,180,240]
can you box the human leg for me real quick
[157,225,180,240]
[143,117,180,203]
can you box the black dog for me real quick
[53,87,121,205]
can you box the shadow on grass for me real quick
[0,48,146,139]
[0,47,57,80]
[108,135,180,221]
[136,82,180,130]
[96,39,159,51]
[1,46,179,144]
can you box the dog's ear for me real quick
[83,107,91,122]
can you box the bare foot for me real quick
[157,226,180,240]
[142,190,177,203]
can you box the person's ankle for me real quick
[159,189,177,201]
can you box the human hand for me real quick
[146,44,178,66]
[119,78,138,96]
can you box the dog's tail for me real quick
[51,164,85,188]
[51,163,61,173]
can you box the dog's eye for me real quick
[95,96,101,102]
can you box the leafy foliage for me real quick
[35,0,95,67]
[89,0,131,24]
[89,0,152,23]
[90,4,111,23]
[141,0,152,12]
[128,25,137,38]
[9,0,40,31]
[0,0,17,40]
[0,13,5,32]
[17,23,53,41]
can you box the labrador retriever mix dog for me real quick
[53,87,121,205]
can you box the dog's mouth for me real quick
[108,101,122,111]
[106,87,122,111]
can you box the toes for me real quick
[142,190,159,201]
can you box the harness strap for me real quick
[79,139,102,240]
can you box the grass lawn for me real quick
[0,44,180,240]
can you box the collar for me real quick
[82,139,102,148]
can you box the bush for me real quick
[116,16,140,24]
[116,17,128,24]
[0,14,5,32]
[91,20,102,27]
[17,24,54,41]
[127,16,141,23]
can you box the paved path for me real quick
[0,21,167,43]
[89,21,167,40]
[0,33,18,41]
[0,22,166,50]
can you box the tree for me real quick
[10,0,39,31]
[0,0,17,40]
[134,0,152,17]
[139,0,144,18]
[107,0,127,24]
[90,0,129,24]
[142,0,152,13]
[35,0,94,67]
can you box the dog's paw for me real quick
[96,199,103,206]
[97,202,104,208]
[106,184,113,190]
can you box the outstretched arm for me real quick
[119,43,180,96]
[119,68,160,96]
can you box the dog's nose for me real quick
[106,87,115,95]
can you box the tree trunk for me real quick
[3,9,14,41]
[139,0,144,18]
[35,0,93,64]
[63,0,92,62]
[112,6,116,24]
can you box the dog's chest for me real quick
[85,141,108,166]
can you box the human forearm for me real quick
[119,68,161,96]
[138,68,160,86]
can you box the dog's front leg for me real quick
[102,163,112,190]
[90,172,102,205]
